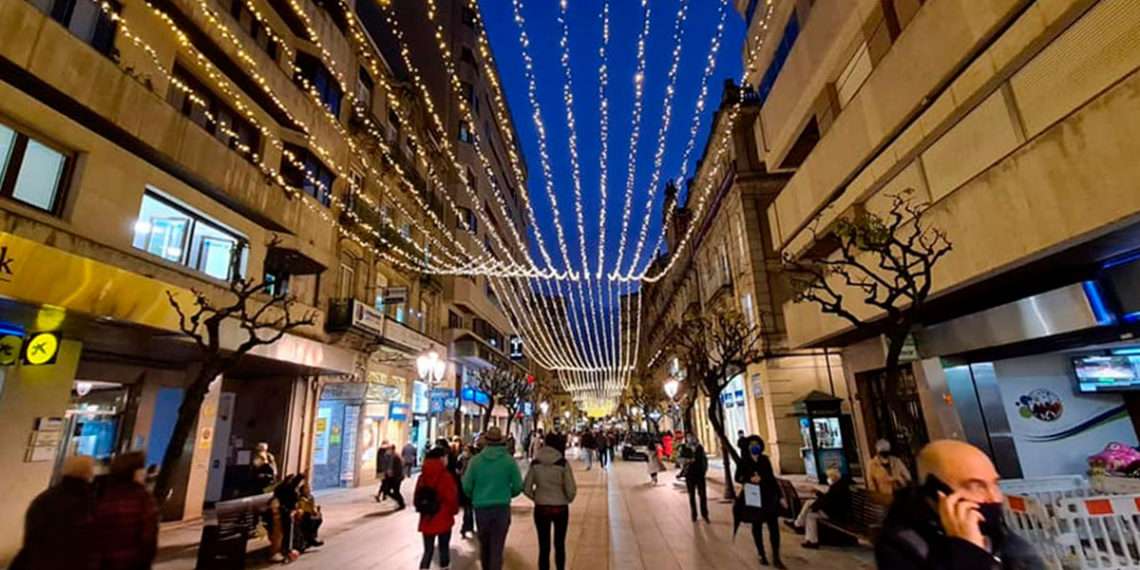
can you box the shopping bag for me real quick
[743,483,763,508]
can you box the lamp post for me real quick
[416,351,447,441]
[664,379,682,433]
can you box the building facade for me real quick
[734,0,1140,478]
[0,0,529,561]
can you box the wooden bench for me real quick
[817,487,889,544]
[195,493,272,569]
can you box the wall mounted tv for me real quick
[1073,354,1140,392]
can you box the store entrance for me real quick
[55,380,128,481]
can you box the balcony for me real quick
[327,297,442,355]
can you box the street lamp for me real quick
[540,401,550,415]
[416,351,447,385]
[664,379,680,399]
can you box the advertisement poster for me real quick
[992,355,1138,477]
[313,406,331,465]
[341,405,359,483]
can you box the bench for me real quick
[817,487,888,545]
[195,493,272,570]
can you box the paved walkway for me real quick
[156,454,875,569]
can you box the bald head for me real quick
[60,455,95,483]
[917,439,1001,503]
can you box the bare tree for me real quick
[670,309,767,496]
[784,189,951,460]
[626,377,667,434]
[472,366,533,435]
[158,278,316,504]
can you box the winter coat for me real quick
[868,455,913,496]
[11,477,96,570]
[402,443,418,467]
[662,434,674,458]
[812,475,853,522]
[875,487,1044,570]
[523,446,577,506]
[386,454,405,481]
[462,445,523,509]
[416,459,460,535]
[580,431,596,450]
[686,444,709,480]
[733,454,781,522]
[93,477,159,570]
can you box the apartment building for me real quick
[0,0,497,557]
[358,0,534,441]
[638,83,846,477]
[737,0,1140,478]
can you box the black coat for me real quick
[875,488,1044,570]
[733,454,781,522]
[11,477,96,570]
[812,476,853,522]
[687,444,709,480]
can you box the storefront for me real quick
[720,373,752,443]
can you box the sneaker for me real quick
[269,553,284,562]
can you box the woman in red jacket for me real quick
[416,446,460,569]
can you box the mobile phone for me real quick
[922,474,953,501]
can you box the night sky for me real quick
[480,0,745,276]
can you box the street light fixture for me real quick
[664,379,680,399]
[540,401,550,415]
[416,351,447,385]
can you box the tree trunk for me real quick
[153,360,222,505]
[706,394,738,500]
[482,407,493,431]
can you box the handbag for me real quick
[743,483,763,508]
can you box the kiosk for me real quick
[793,391,859,482]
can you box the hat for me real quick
[481,426,505,445]
[875,439,891,454]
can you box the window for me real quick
[741,293,755,327]
[221,0,280,61]
[460,47,478,72]
[355,67,373,110]
[400,223,412,240]
[461,81,478,115]
[0,123,70,213]
[448,310,463,330]
[281,143,334,206]
[294,52,343,117]
[265,266,290,297]
[168,65,261,157]
[337,263,355,299]
[458,121,474,144]
[756,12,800,105]
[132,191,247,280]
[32,0,119,55]
[457,206,477,234]
[835,42,872,109]
[461,6,476,29]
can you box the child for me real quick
[647,442,666,485]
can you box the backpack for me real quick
[414,485,440,516]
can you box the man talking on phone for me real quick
[875,440,1043,570]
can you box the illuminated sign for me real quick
[0,334,23,366]
[509,335,524,360]
[23,332,60,366]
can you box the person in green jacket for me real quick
[462,427,523,570]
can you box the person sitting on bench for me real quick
[790,467,851,549]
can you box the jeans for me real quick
[585,448,594,469]
[475,505,512,570]
[419,531,451,569]
[534,505,569,570]
[686,476,708,520]
[750,516,781,562]
[599,448,608,468]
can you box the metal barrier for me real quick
[1056,495,1140,569]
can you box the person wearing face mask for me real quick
[789,466,851,549]
[684,433,710,523]
[733,435,784,569]
[875,439,1043,570]
[867,438,912,498]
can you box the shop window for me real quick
[32,0,119,56]
[132,191,247,281]
[294,51,343,117]
[281,143,334,206]
[168,64,261,158]
[0,123,71,214]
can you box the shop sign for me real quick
[523,401,533,416]
[462,386,491,407]
[0,333,23,366]
[509,335,524,360]
[23,332,59,366]
[350,301,385,337]
[321,382,367,400]
[340,405,359,483]
[412,381,430,415]
[389,402,409,421]
[313,407,331,465]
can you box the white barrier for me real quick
[1056,495,1140,569]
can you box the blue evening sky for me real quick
[480,0,745,276]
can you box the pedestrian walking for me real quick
[684,434,710,523]
[415,447,460,569]
[662,432,674,460]
[523,433,578,570]
[598,430,609,469]
[529,428,545,459]
[876,440,1042,570]
[647,441,666,485]
[462,427,523,570]
[380,446,407,510]
[11,455,97,570]
[403,441,419,479]
[580,430,596,470]
[458,444,479,538]
[733,436,784,569]
[93,451,159,570]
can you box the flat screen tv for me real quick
[1073,354,1140,392]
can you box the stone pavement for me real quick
[156,454,875,569]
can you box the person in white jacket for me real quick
[523,434,577,570]
[529,429,545,459]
